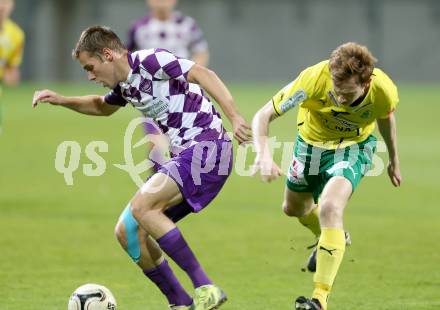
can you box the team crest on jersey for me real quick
[360,110,372,119]
[280,90,307,113]
[139,78,152,94]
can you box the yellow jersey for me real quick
[272,60,398,149]
[0,19,24,80]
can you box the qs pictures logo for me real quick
[54,117,163,187]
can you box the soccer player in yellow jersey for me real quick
[0,0,24,133]
[0,0,24,86]
[252,42,402,310]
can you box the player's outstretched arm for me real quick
[187,64,251,144]
[251,101,282,182]
[191,51,209,68]
[3,67,20,86]
[377,112,402,187]
[32,89,120,116]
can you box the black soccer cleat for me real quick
[294,296,323,310]
[306,248,317,272]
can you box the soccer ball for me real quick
[68,283,117,310]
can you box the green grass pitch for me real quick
[0,83,439,309]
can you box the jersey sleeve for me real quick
[141,48,195,82]
[104,85,127,106]
[188,19,209,54]
[375,74,399,119]
[272,68,313,116]
[126,24,137,52]
[7,28,24,67]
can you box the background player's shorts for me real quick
[157,138,233,218]
[286,135,377,202]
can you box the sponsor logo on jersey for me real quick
[330,115,359,129]
[149,98,169,118]
[331,109,350,117]
[280,90,307,113]
[137,98,169,118]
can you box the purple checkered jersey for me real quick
[104,49,226,155]
[127,12,208,59]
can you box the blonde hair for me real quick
[329,42,377,85]
[72,25,126,59]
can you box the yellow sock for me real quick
[312,227,346,309]
[298,205,321,237]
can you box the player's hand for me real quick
[32,89,65,108]
[231,115,252,144]
[251,156,282,183]
[387,159,401,187]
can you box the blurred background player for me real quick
[0,0,23,86]
[32,26,251,310]
[252,42,401,310]
[127,0,210,166]
[0,0,24,132]
[127,0,209,66]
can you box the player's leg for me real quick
[283,187,322,272]
[282,188,320,238]
[130,138,232,310]
[284,135,322,239]
[283,136,321,272]
[284,146,322,272]
[295,176,351,310]
[115,216,193,307]
[130,172,217,290]
[311,176,352,310]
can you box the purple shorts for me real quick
[158,139,233,222]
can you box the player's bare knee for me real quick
[131,192,163,217]
[319,200,343,222]
[282,202,296,217]
[282,201,306,217]
[130,200,142,221]
[130,197,149,220]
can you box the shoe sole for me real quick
[210,294,228,310]
[295,301,311,310]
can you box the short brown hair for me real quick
[72,25,126,59]
[329,42,377,85]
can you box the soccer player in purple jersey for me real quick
[127,0,210,168]
[127,0,209,67]
[32,26,251,310]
